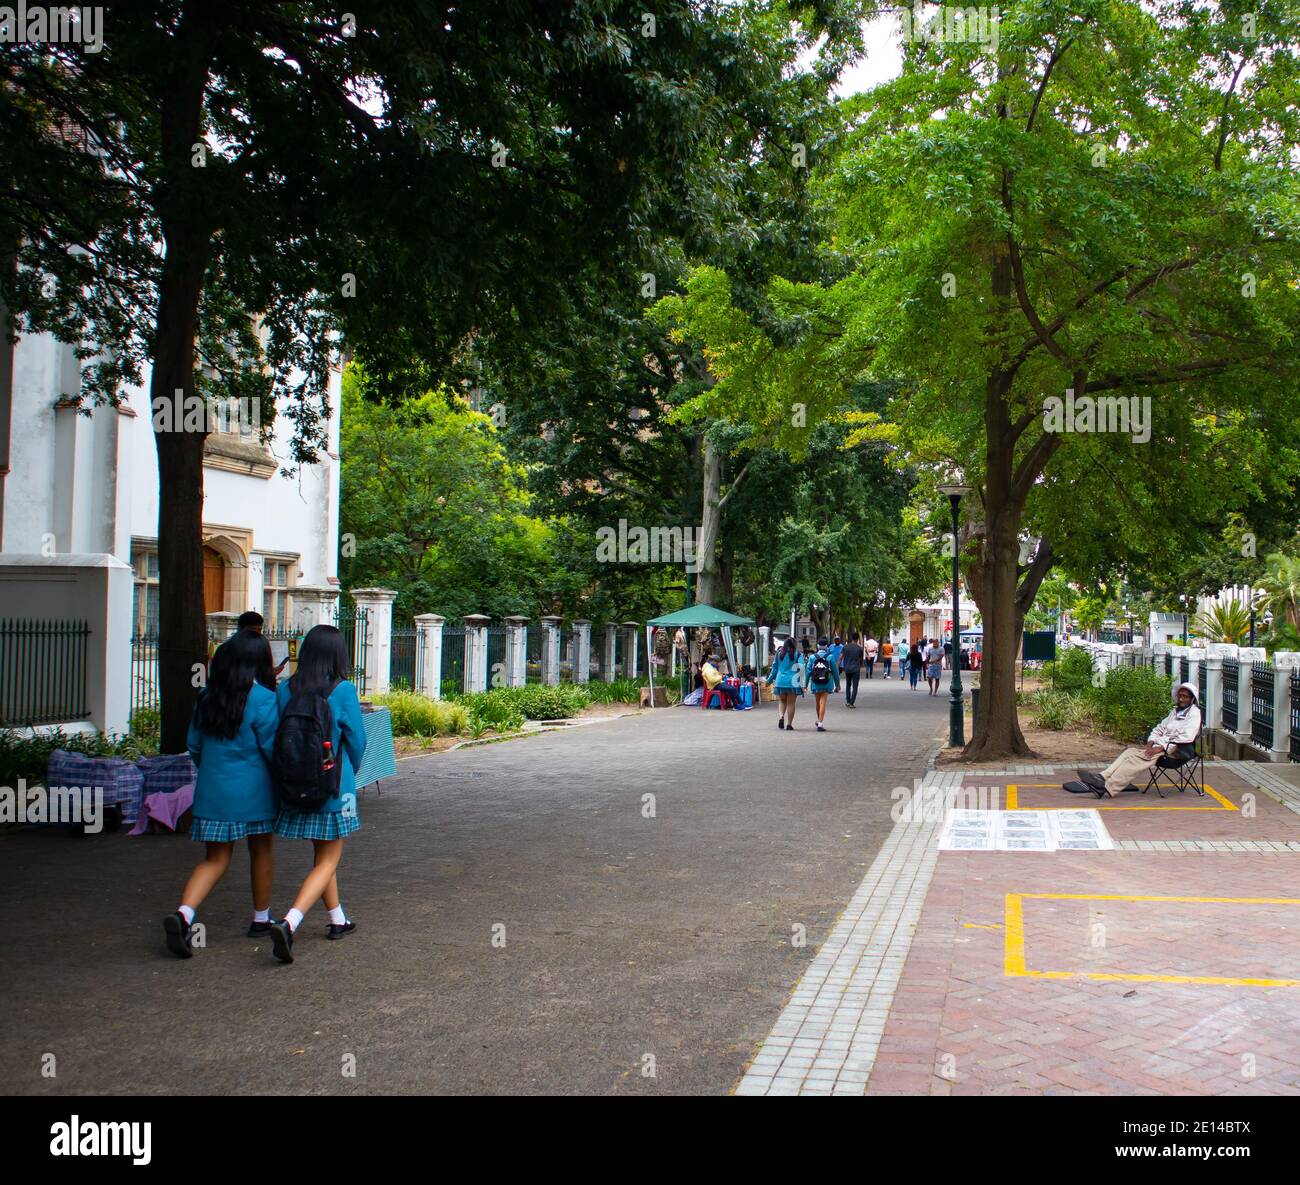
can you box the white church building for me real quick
[0,327,343,735]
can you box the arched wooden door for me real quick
[202,546,225,615]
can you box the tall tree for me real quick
[2,1,833,748]
[663,1,1300,757]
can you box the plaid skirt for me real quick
[190,817,275,843]
[275,809,360,841]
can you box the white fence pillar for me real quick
[759,626,772,670]
[622,621,640,682]
[572,619,591,684]
[293,585,340,633]
[206,611,241,641]
[350,587,397,697]
[603,623,618,683]
[504,615,529,688]
[1204,643,1235,731]
[1234,647,1266,744]
[463,614,490,693]
[414,613,444,699]
[540,616,561,685]
[1270,652,1300,761]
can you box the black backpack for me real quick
[810,654,832,684]
[272,683,341,811]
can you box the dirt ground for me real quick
[935,722,1119,768]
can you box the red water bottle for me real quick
[322,740,335,772]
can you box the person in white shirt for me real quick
[863,634,879,679]
[1079,683,1201,797]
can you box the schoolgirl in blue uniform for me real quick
[267,625,366,964]
[164,628,280,958]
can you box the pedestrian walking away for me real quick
[828,635,844,694]
[881,638,894,679]
[766,636,805,730]
[908,640,923,689]
[267,624,368,964]
[863,633,878,678]
[839,632,864,707]
[805,636,840,731]
[164,627,281,959]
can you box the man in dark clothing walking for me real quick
[840,632,865,707]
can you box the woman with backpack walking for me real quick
[765,636,805,731]
[805,636,840,731]
[908,640,924,689]
[267,624,367,964]
[164,628,280,959]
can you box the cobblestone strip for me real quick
[1116,838,1300,852]
[734,773,948,1097]
[1222,760,1300,819]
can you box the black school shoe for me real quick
[247,920,272,938]
[326,920,356,941]
[778,718,785,729]
[163,911,193,959]
[269,919,295,964]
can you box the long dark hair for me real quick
[780,637,797,663]
[196,628,275,739]
[291,624,351,697]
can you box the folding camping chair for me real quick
[1141,727,1205,798]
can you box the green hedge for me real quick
[1027,662,1174,743]
[1087,665,1175,743]
[1042,647,1095,693]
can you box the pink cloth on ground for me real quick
[128,783,195,835]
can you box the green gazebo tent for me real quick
[644,603,756,705]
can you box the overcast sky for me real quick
[828,10,905,97]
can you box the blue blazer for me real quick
[275,678,367,813]
[187,682,280,823]
[766,653,805,692]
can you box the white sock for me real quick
[178,905,195,925]
[285,907,304,932]
[328,906,347,926]
[253,908,270,924]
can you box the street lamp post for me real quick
[938,483,972,748]
[1180,594,1188,644]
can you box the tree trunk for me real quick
[695,434,722,605]
[152,7,216,753]
[153,244,210,754]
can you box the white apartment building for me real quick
[0,327,342,734]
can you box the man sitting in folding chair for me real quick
[1067,683,1202,798]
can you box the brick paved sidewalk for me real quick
[737,763,1300,1096]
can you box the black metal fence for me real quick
[526,623,544,683]
[441,619,465,694]
[1179,656,1189,684]
[332,604,370,695]
[1222,658,1239,731]
[486,625,506,688]
[1291,671,1300,763]
[0,618,90,726]
[1250,661,1274,750]
[1199,659,1206,708]
[390,617,417,691]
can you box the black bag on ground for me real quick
[272,687,341,811]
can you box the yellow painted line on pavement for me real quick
[1004,892,1300,987]
[1006,783,1237,811]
